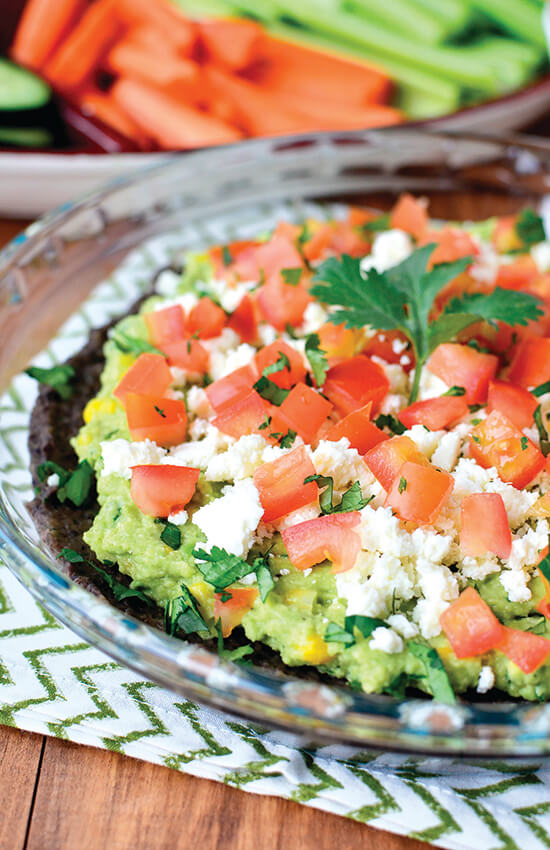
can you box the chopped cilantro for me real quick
[165,584,207,636]
[221,245,233,267]
[154,405,166,418]
[193,546,255,589]
[258,415,272,431]
[398,476,407,494]
[297,221,311,245]
[534,405,550,456]
[278,429,297,449]
[325,615,386,647]
[253,375,289,406]
[521,436,529,451]
[408,642,455,704]
[25,364,75,400]
[254,555,275,602]
[285,322,299,340]
[215,622,254,663]
[305,333,329,388]
[533,380,550,398]
[112,330,162,357]
[37,460,94,507]
[311,245,542,402]
[515,208,546,247]
[361,212,390,233]
[59,548,152,605]
[374,413,406,435]
[442,385,466,397]
[281,267,302,286]
[304,474,373,515]
[262,351,291,379]
[470,418,482,426]
[155,518,181,550]
[325,622,355,646]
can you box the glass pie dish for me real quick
[3,128,550,756]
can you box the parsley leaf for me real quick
[193,546,255,589]
[253,375,289,406]
[59,548,152,605]
[304,475,372,514]
[25,364,75,400]
[312,245,542,402]
[515,208,545,247]
[165,584,207,636]
[361,212,390,233]
[111,330,163,357]
[409,642,455,704]
[442,385,466,397]
[281,267,302,286]
[374,413,406,435]
[305,333,329,388]
[155,518,181,550]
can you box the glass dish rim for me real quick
[3,127,550,757]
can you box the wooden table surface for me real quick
[0,217,420,850]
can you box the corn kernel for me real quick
[297,634,333,665]
[83,397,117,423]
[76,431,93,447]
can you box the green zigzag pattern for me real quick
[2,204,550,848]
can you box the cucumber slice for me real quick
[0,126,53,148]
[0,58,51,111]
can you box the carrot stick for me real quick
[110,77,243,149]
[113,0,196,55]
[43,0,122,91]
[106,38,201,91]
[262,87,403,130]
[10,0,87,71]
[204,66,334,137]
[198,18,264,71]
[251,35,391,105]
[79,90,154,149]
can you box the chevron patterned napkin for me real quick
[2,206,550,850]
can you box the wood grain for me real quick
[0,726,43,850]
[26,736,429,850]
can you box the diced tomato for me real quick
[317,321,360,362]
[460,493,512,559]
[254,233,303,278]
[257,272,311,330]
[323,355,390,416]
[439,587,505,659]
[300,221,336,262]
[495,254,539,290]
[487,380,537,430]
[470,410,544,489]
[492,215,522,254]
[144,305,186,348]
[205,364,257,412]
[186,297,226,339]
[254,340,306,390]
[326,218,372,258]
[422,227,478,266]
[531,493,550,518]
[508,338,550,389]
[130,464,199,517]
[270,383,333,445]
[226,294,257,344]
[209,239,260,279]
[498,626,550,674]
[253,445,318,523]
[385,460,453,525]
[214,587,258,637]
[398,396,468,431]
[390,193,428,240]
[362,330,413,370]
[281,512,361,574]
[113,353,172,404]
[162,338,209,374]
[325,402,388,454]
[124,393,188,446]
[212,390,270,439]
[364,435,428,492]
[428,343,498,404]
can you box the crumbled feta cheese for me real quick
[532,241,550,273]
[371,358,409,394]
[391,337,409,355]
[257,324,277,346]
[168,423,233,469]
[209,342,256,381]
[206,434,270,481]
[300,301,329,335]
[186,386,211,419]
[385,614,418,638]
[470,240,499,286]
[47,473,60,488]
[476,665,495,694]
[360,229,413,274]
[201,327,240,355]
[405,424,446,459]
[413,560,459,639]
[101,438,166,479]
[417,367,449,400]
[168,509,188,526]
[192,479,263,557]
[379,392,408,417]
[153,291,199,313]
[369,627,404,654]
[310,438,374,491]
[208,278,256,313]
[274,502,321,532]
[431,431,463,472]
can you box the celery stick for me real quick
[396,85,460,119]
[470,0,546,48]
[413,0,471,31]
[344,0,448,45]
[278,1,500,91]
[173,0,237,16]
[267,20,460,109]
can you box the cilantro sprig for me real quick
[37,459,94,507]
[304,475,373,515]
[305,333,329,388]
[325,615,386,647]
[25,364,75,400]
[165,584,208,636]
[193,546,275,602]
[515,209,545,248]
[409,642,455,704]
[311,244,542,402]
